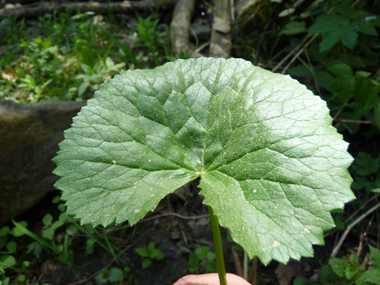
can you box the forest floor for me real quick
[1,0,380,285]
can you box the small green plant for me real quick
[351,152,380,193]
[95,267,125,284]
[320,246,380,285]
[76,57,125,98]
[135,242,165,268]
[133,14,168,67]
[188,246,216,273]
[292,276,309,285]
[0,223,31,282]
[53,58,354,285]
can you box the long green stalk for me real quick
[208,206,227,285]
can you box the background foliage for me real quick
[0,0,380,284]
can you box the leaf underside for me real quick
[53,58,354,265]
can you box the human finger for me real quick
[173,273,252,285]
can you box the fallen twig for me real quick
[231,244,244,277]
[334,119,377,126]
[0,0,176,18]
[68,227,154,285]
[331,201,380,258]
[249,256,258,285]
[170,0,195,56]
[210,0,231,58]
[105,212,210,233]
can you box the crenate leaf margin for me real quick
[53,58,354,265]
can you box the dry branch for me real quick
[331,198,380,258]
[170,0,195,56]
[210,0,231,58]
[0,0,176,18]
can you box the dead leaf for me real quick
[1,69,18,82]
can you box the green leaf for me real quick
[352,177,370,190]
[52,196,61,204]
[109,268,124,282]
[288,65,312,77]
[150,249,161,259]
[27,242,42,258]
[53,58,354,265]
[95,272,108,284]
[293,277,308,285]
[42,214,53,227]
[207,251,216,261]
[0,227,10,237]
[10,221,28,237]
[308,14,358,52]
[280,22,307,35]
[189,252,199,268]
[349,253,360,267]
[86,238,96,254]
[142,258,151,268]
[330,258,350,277]
[206,261,217,272]
[369,245,380,269]
[12,220,59,255]
[358,269,380,285]
[374,99,380,131]
[0,277,10,285]
[0,255,16,268]
[195,247,209,260]
[278,8,295,17]
[353,20,379,36]
[355,71,372,78]
[353,152,380,176]
[18,275,26,283]
[316,71,334,90]
[320,265,339,285]
[147,242,155,251]
[155,251,165,260]
[42,227,55,240]
[332,3,363,20]
[329,64,353,77]
[334,215,345,230]
[293,0,305,8]
[51,220,65,230]
[328,64,356,102]
[6,241,17,253]
[22,261,30,268]
[345,265,358,280]
[136,247,149,257]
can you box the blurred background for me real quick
[0,0,380,284]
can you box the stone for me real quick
[235,0,260,20]
[0,101,86,226]
[191,20,211,41]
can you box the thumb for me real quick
[173,273,252,285]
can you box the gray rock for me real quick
[235,0,260,20]
[0,101,86,226]
[191,20,211,41]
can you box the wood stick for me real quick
[331,201,380,258]
[170,0,195,56]
[0,0,176,18]
[210,0,231,58]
